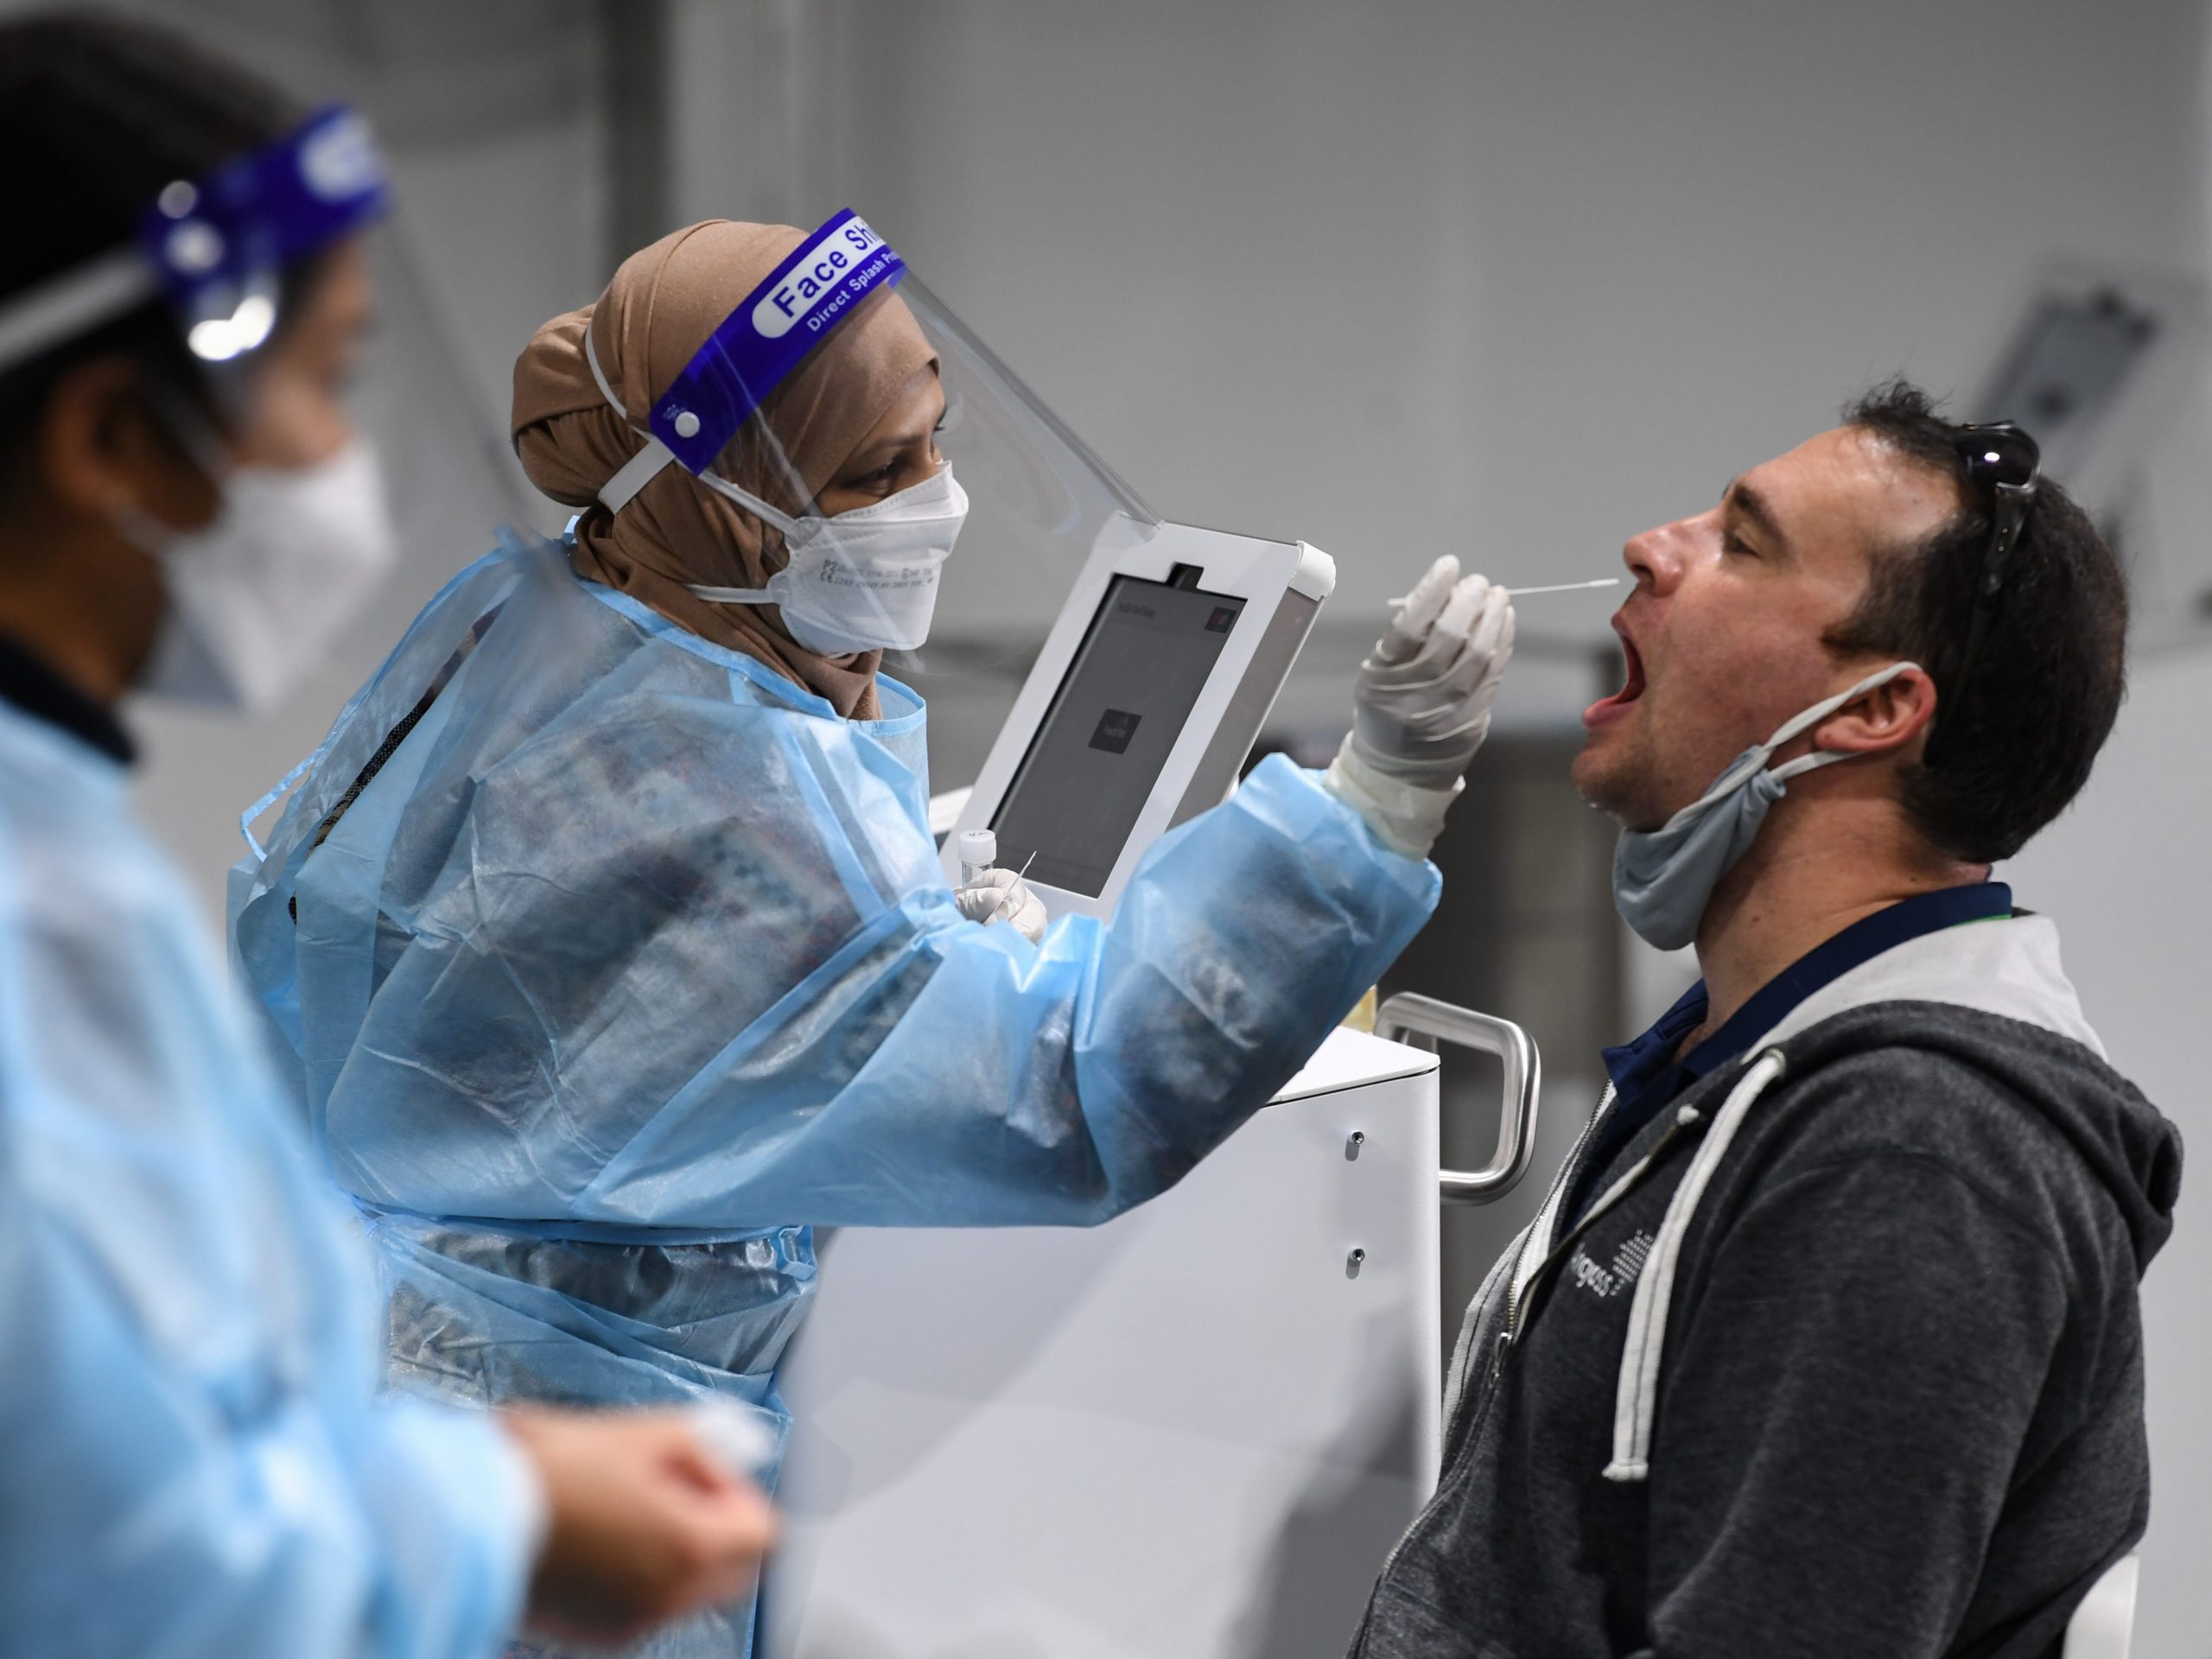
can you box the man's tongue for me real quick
[1584,634,1647,721]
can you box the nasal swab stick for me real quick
[1389,576,1622,606]
[1501,578,1623,597]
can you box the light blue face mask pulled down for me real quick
[1612,661,1918,950]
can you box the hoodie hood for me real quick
[1754,912,2103,1058]
[1766,995,2181,1274]
[1751,914,2180,1269]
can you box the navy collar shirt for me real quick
[0,632,134,766]
[1565,880,2016,1226]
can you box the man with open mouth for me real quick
[1347,379,2181,1658]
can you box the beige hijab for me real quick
[512,220,937,720]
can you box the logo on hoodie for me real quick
[1568,1230,1656,1300]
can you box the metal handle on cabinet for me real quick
[1375,993,1541,1206]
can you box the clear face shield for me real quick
[580,209,1158,702]
[0,104,552,910]
[0,102,539,690]
[0,106,395,690]
[0,105,388,415]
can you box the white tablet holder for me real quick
[944,517,1335,919]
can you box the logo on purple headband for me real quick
[140,105,390,302]
[649,209,908,476]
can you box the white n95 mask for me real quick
[688,463,968,656]
[1612,660,1918,950]
[131,437,398,713]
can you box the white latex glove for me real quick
[686,1400,779,1482]
[1323,556,1516,858]
[955,868,1049,944]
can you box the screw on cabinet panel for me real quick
[1344,1130,1365,1161]
[1345,1248,1366,1279]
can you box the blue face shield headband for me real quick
[1612,660,1920,951]
[588,207,910,515]
[583,209,975,656]
[0,103,389,377]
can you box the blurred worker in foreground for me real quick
[1351,382,2182,1657]
[227,210,1514,1655]
[0,16,772,1655]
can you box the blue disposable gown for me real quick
[230,533,1439,1649]
[0,701,537,1657]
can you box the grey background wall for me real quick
[19,0,2209,1649]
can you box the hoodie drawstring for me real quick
[1604,1046,1789,1483]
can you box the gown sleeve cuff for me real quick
[363,1398,545,1653]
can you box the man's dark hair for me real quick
[0,11,303,495]
[1827,378,2128,864]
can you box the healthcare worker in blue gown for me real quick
[0,17,776,1657]
[230,210,1514,1653]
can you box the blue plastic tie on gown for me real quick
[231,531,1440,1656]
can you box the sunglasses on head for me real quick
[1922,422,2040,771]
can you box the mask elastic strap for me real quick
[583,326,816,547]
[144,380,234,488]
[694,467,805,537]
[111,385,235,556]
[686,471,809,607]
[1757,664,1913,785]
[1656,660,1923,830]
[583,326,677,516]
[1764,748,1856,787]
[1764,659,1919,753]
[686,582,775,606]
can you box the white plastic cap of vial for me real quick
[957,829,997,870]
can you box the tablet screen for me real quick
[988,574,1245,897]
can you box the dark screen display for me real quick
[989,575,1244,897]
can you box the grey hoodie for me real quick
[1349,917,2183,1658]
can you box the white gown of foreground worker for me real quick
[0,699,537,1655]
[230,525,1440,1442]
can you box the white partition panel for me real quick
[760,1026,1442,1659]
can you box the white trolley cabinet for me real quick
[760,999,1541,1659]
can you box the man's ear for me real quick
[1813,664,1936,757]
[35,357,217,530]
